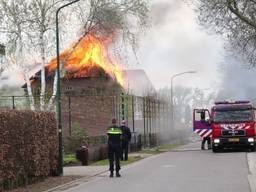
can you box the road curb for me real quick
[248,175,256,192]
[247,153,256,192]
[44,170,108,192]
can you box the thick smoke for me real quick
[130,0,224,143]
[136,0,223,90]
[217,56,256,102]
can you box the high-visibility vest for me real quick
[107,127,122,135]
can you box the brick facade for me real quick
[62,94,118,137]
[61,77,122,137]
[31,76,122,137]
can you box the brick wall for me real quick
[29,76,122,138]
[62,95,117,137]
[48,77,121,137]
[30,76,122,155]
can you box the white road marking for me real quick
[162,165,174,168]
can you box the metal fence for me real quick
[0,94,173,147]
[0,96,30,110]
[118,95,172,147]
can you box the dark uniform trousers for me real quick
[108,126,122,172]
[108,144,121,172]
[202,136,211,149]
[120,125,131,161]
[121,142,129,161]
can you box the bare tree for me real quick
[196,0,256,67]
[158,86,216,128]
[191,88,216,109]
[0,0,36,110]
[158,86,193,126]
[0,0,63,110]
[28,0,66,110]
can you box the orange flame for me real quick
[46,33,124,86]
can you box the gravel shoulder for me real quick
[10,176,82,192]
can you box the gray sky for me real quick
[132,0,224,90]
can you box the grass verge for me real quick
[91,154,144,166]
[64,154,79,165]
[138,141,185,155]
[156,141,184,151]
[91,141,185,166]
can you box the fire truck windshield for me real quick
[213,109,253,123]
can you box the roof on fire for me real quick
[22,68,156,98]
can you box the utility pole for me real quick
[0,44,5,74]
[0,44,5,55]
[56,0,80,176]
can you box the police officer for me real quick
[120,120,131,161]
[107,118,122,177]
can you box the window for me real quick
[65,86,73,91]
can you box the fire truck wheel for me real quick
[249,146,255,152]
[212,146,220,153]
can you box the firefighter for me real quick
[201,136,211,150]
[200,111,212,150]
[120,120,131,161]
[107,118,122,177]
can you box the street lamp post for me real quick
[170,71,196,129]
[0,44,5,55]
[56,0,80,176]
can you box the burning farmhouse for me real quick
[24,33,125,138]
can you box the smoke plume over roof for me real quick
[135,0,223,90]
[217,56,256,102]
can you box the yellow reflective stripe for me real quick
[107,130,122,134]
[107,128,122,134]
[108,131,122,134]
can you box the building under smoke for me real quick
[122,69,156,97]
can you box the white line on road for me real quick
[247,153,256,192]
[161,165,175,168]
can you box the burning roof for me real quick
[48,33,123,85]
[28,33,124,86]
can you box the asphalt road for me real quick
[61,143,250,192]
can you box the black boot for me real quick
[110,171,114,178]
[201,145,205,150]
[116,171,121,177]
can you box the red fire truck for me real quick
[193,101,256,152]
